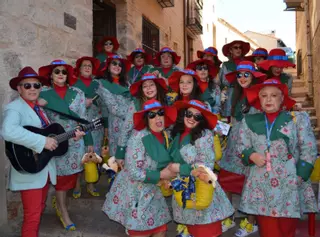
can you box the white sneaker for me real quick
[222,218,236,232]
[234,219,258,237]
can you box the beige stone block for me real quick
[0,16,14,44]
[65,36,92,59]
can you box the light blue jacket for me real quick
[1,97,56,191]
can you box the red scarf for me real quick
[240,88,248,100]
[182,95,190,101]
[199,81,208,93]
[150,130,164,144]
[135,65,143,70]
[113,76,120,85]
[161,67,171,75]
[54,84,68,99]
[266,111,280,123]
[80,75,91,87]
[233,57,242,66]
[180,127,192,142]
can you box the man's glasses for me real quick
[184,110,203,122]
[147,109,165,119]
[19,82,42,90]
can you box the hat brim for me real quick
[153,51,181,67]
[96,37,120,52]
[174,101,218,130]
[222,40,251,57]
[168,71,203,93]
[225,70,267,84]
[71,57,101,85]
[187,59,220,78]
[38,64,74,83]
[133,106,177,131]
[246,82,296,111]
[258,60,296,71]
[9,75,49,91]
[130,78,168,96]
[127,52,152,65]
[196,51,222,65]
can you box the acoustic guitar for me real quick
[5,118,103,174]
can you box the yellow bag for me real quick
[214,134,222,161]
[173,176,214,210]
[160,131,173,197]
[84,162,99,183]
[310,157,320,182]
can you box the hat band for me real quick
[263,79,280,85]
[23,73,38,77]
[204,48,217,55]
[181,69,196,75]
[253,50,267,56]
[267,55,288,61]
[142,75,157,80]
[144,101,162,110]
[189,100,208,111]
[111,55,122,59]
[134,48,144,53]
[237,64,255,71]
[161,48,174,53]
[52,60,67,65]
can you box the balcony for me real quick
[284,0,304,11]
[157,0,174,8]
[186,0,203,35]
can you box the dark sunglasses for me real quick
[104,42,113,46]
[185,110,203,122]
[111,61,122,67]
[236,72,251,79]
[147,109,165,119]
[19,82,42,90]
[232,46,242,50]
[196,65,208,71]
[135,54,144,59]
[53,69,68,75]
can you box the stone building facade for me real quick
[0,0,216,228]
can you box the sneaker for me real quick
[222,217,236,232]
[235,218,258,237]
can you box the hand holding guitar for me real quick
[74,129,86,141]
[45,137,58,151]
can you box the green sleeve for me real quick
[115,146,126,159]
[296,160,314,181]
[180,164,192,176]
[83,132,94,146]
[144,170,161,184]
[241,148,255,166]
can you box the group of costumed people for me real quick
[1,35,319,237]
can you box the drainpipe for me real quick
[183,0,187,67]
[304,0,313,96]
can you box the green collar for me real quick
[99,79,131,98]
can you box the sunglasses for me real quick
[135,54,144,59]
[19,82,42,90]
[147,109,165,119]
[111,61,122,67]
[104,42,113,46]
[53,69,68,75]
[185,110,203,122]
[236,72,251,79]
[232,46,242,50]
[196,65,208,71]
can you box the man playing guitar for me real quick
[1,67,85,237]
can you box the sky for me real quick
[215,0,296,49]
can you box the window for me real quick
[142,17,160,58]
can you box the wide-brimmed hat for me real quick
[245,48,268,62]
[187,59,220,78]
[225,61,267,84]
[100,54,132,74]
[10,66,49,91]
[258,49,296,70]
[168,68,205,93]
[70,56,101,85]
[38,59,74,81]
[196,47,222,65]
[133,99,177,131]
[153,47,181,67]
[96,36,120,53]
[130,73,168,97]
[174,100,218,130]
[222,40,251,57]
[246,78,296,111]
[127,48,152,65]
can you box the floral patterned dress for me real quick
[40,87,92,176]
[237,111,318,217]
[169,129,234,225]
[102,129,172,231]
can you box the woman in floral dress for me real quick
[237,79,318,237]
[168,100,234,237]
[39,59,93,231]
[103,99,177,237]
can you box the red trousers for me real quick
[187,221,222,237]
[218,169,245,194]
[127,224,167,236]
[256,216,299,237]
[20,181,50,237]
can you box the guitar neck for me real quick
[54,123,95,144]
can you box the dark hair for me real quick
[171,108,209,145]
[136,81,167,105]
[100,60,128,87]
[266,67,278,78]
[177,76,202,101]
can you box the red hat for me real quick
[38,59,74,82]
[10,66,49,91]
[187,59,220,78]
[258,49,296,70]
[127,48,152,65]
[196,47,222,64]
[130,73,168,97]
[153,47,181,67]
[168,68,205,93]
[245,48,268,62]
[100,54,132,74]
[174,100,218,130]
[96,37,120,53]
[222,40,251,57]
[133,99,177,131]
[246,78,296,111]
[225,61,267,84]
[70,56,101,85]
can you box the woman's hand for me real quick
[73,129,86,141]
[160,166,177,180]
[85,98,93,108]
[116,159,124,169]
[168,163,180,173]
[249,152,266,167]
[221,90,228,103]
